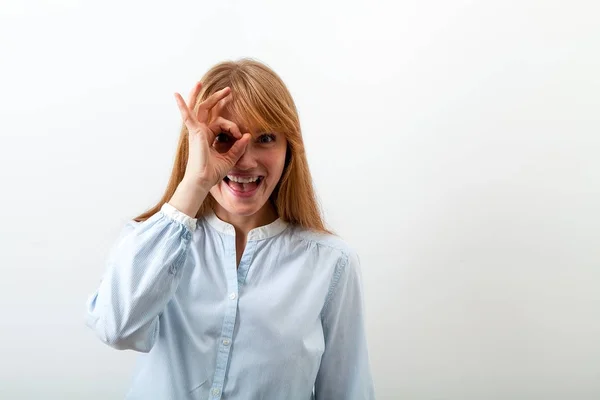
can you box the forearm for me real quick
[168,178,210,218]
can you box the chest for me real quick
[169,252,328,380]
[178,243,330,335]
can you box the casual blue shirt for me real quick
[85,203,375,399]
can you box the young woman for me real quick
[85,59,375,399]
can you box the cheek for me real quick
[267,150,287,181]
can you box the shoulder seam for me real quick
[289,227,351,255]
[320,252,350,317]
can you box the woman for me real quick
[85,58,375,399]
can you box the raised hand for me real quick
[174,82,251,192]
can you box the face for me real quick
[209,110,288,219]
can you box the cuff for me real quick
[160,203,198,232]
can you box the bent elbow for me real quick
[102,333,154,353]
[85,312,156,353]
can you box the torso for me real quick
[125,215,357,399]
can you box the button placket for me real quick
[208,237,240,400]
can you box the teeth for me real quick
[227,175,260,184]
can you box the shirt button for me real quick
[212,388,220,396]
[223,339,230,346]
[229,292,237,300]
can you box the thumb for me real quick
[226,133,251,163]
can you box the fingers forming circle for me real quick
[208,117,243,141]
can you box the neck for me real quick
[212,201,279,237]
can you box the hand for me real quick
[174,82,251,192]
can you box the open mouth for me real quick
[223,175,264,197]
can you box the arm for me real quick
[85,203,197,352]
[315,251,376,399]
[85,78,250,353]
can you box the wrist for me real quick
[168,180,210,218]
[180,176,213,194]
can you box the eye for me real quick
[215,132,232,143]
[213,132,235,154]
[258,133,276,144]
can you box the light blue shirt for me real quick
[85,203,375,399]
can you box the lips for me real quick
[223,176,264,198]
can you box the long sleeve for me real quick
[315,251,376,399]
[85,203,197,352]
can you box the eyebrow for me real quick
[246,127,272,135]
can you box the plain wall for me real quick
[0,0,598,398]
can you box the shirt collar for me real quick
[203,209,289,241]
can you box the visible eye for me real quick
[215,132,232,143]
[258,133,276,144]
[213,132,234,154]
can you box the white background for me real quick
[1,0,599,399]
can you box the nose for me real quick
[234,142,258,170]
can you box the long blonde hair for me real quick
[133,58,329,233]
